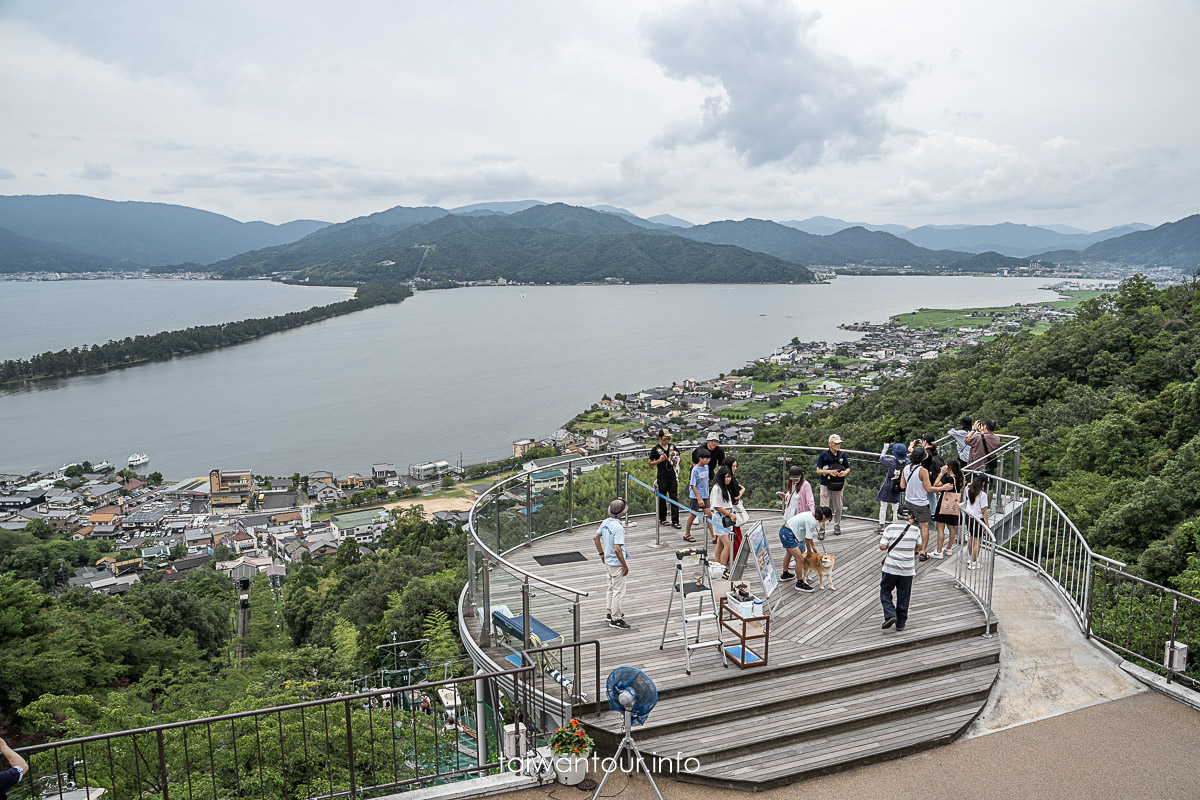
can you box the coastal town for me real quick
[0,285,1106,597]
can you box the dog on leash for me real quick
[802,550,837,590]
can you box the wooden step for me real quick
[583,634,999,740]
[636,663,996,763]
[677,699,986,789]
[624,612,997,699]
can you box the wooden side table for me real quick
[719,596,770,668]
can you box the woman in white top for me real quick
[899,446,954,563]
[709,466,738,568]
[963,474,990,569]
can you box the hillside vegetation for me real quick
[213,203,817,285]
[755,275,1200,589]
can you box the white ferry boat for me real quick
[128,452,150,467]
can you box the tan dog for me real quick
[802,550,837,590]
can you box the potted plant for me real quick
[548,718,594,785]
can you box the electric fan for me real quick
[592,666,663,800]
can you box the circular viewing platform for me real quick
[458,443,1019,788]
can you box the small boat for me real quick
[128,453,150,467]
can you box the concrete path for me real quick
[510,691,1200,800]
[502,557,1196,799]
[942,553,1146,736]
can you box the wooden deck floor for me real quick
[462,512,1001,788]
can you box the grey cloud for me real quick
[642,1,904,169]
[0,167,15,179]
[75,162,115,180]
[335,160,540,205]
[153,167,334,195]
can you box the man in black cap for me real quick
[648,429,682,528]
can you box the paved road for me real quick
[508,691,1200,800]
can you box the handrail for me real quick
[467,444,894,600]
[984,473,1125,569]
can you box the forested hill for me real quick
[755,275,1200,590]
[0,224,125,273]
[212,203,817,284]
[1037,213,1200,267]
[0,194,329,266]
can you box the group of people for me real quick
[650,428,746,565]
[596,421,1000,632]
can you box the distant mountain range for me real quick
[0,193,1194,279]
[1038,214,1200,267]
[779,215,1152,256]
[212,203,816,285]
[0,194,329,267]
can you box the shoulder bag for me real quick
[938,477,961,517]
[881,523,915,566]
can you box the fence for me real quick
[1087,563,1200,688]
[13,667,538,800]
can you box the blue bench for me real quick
[491,610,565,647]
[492,610,574,695]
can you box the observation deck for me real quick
[458,442,1028,788]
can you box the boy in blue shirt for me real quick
[684,448,711,544]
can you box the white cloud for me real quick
[75,162,115,180]
[0,167,15,179]
[642,1,904,169]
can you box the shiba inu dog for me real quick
[802,550,837,590]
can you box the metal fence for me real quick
[1087,563,1200,689]
[13,667,539,800]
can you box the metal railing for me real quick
[462,438,1200,697]
[1087,563,1200,688]
[13,667,539,800]
[463,444,1001,659]
[951,513,998,637]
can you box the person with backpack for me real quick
[899,446,954,562]
[877,442,907,533]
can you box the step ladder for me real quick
[659,547,726,675]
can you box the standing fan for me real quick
[592,667,663,800]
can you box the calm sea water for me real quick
[0,277,1058,477]
[0,279,351,360]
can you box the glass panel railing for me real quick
[529,474,567,540]
[570,455,619,531]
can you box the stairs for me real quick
[582,617,999,790]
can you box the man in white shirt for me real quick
[878,522,919,631]
[947,417,974,464]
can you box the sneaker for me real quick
[895,624,906,631]
[833,527,842,536]
[882,617,897,629]
[795,581,815,593]
[968,562,979,571]
[606,613,612,622]
[608,618,630,629]
[817,530,826,541]
[932,550,944,560]
[779,571,795,580]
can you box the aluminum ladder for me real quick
[659,547,726,675]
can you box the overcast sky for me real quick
[2,1,1197,229]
